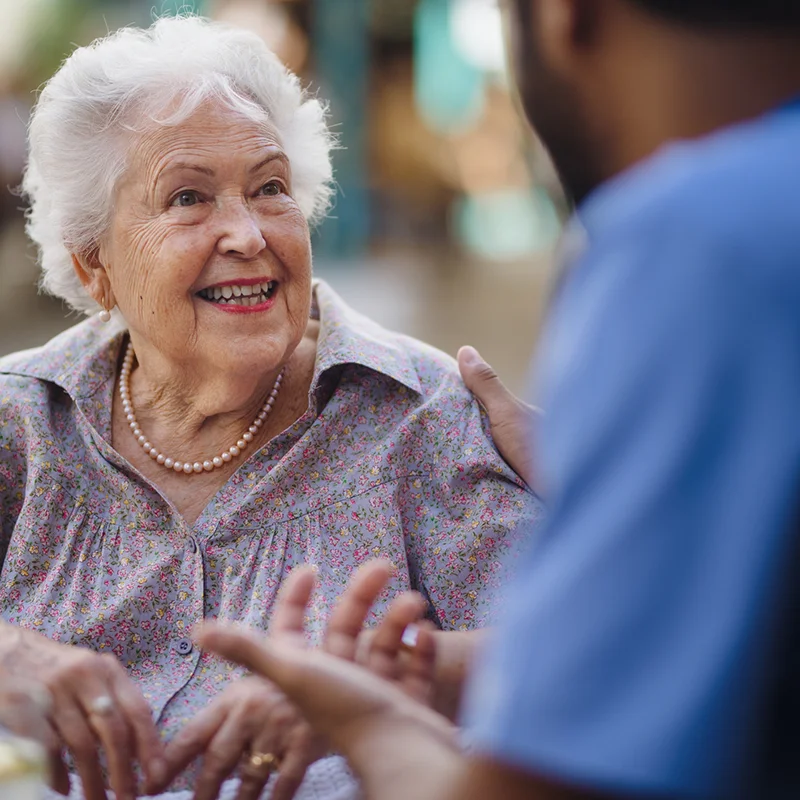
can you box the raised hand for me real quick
[196,625,458,752]
[271,560,437,705]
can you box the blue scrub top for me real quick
[464,100,800,798]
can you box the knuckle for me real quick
[61,650,97,681]
[68,733,97,760]
[270,703,297,729]
[99,652,119,668]
[122,694,152,724]
[203,747,235,775]
[475,363,499,383]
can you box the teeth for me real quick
[199,281,275,305]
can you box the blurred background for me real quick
[0,0,564,393]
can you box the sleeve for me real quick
[462,225,800,798]
[0,375,31,567]
[400,386,546,631]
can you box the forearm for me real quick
[338,706,466,800]
[340,713,600,800]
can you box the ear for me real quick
[537,0,600,71]
[71,250,116,311]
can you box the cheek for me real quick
[269,210,312,282]
[112,224,211,316]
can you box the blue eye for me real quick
[260,181,282,197]
[171,190,201,207]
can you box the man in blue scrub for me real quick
[197,1,800,798]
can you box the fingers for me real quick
[83,687,136,800]
[324,560,394,660]
[109,668,166,792]
[397,621,438,705]
[51,696,107,800]
[270,567,318,638]
[457,347,513,411]
[156,701,227,793]
[37,718,70,796]
[193,710,251,800]
[235,750,278,800]
[50,748,72,797]
[269,741,313,800]
[457,346,541,490]
[235,716,297,800]
[196,624,294,688]
[360,592,427,681]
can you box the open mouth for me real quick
[197,280,277,307]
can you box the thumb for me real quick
[195,623,296,687]
[457,346,515,415]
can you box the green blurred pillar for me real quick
[310,0,370,260]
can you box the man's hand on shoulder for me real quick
[458,347,541,493]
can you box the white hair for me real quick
[22,15,334,314]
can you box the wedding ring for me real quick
[243,751,280,777]
[88,695,115,717]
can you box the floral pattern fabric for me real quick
[0,279,542,792]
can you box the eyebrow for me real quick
[158,152,288,180]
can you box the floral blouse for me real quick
[0,279,542,794]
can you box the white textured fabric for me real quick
[46,755,361,800]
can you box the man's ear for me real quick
[71,250,116,310]
[537,0,601,70]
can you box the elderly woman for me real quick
[0,15,541,800]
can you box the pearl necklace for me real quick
[120,341,284,475]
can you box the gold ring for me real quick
[243,751,280,778]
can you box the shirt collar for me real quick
[311,278,422,394]
[0,277,422,400]
[0,314,123,400]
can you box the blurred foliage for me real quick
[14,0,99,92]
[10,0,208,94]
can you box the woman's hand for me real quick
[458,346,542,492]
[0,623,165,800]
[156,675,325,800]
[156,561,435,800]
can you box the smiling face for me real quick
[85,99,313,385]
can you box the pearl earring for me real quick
[99,308,112,323]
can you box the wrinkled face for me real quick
[97,100,312,378]
[504,0,602,205]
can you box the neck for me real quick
[122,340,286,470]
[596,19,800,184]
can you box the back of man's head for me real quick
[629,0,800,29]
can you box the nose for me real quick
[216,201,267,259]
